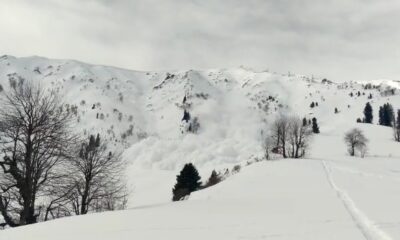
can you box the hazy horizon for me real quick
[1,0,400,82]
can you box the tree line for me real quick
[362,102,400,142]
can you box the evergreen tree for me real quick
[88,134,97,151]
[334,107,339,114]
[385,103,395,126]
[182,110,191,122]
[310,102,315,108]
[379,103,394,127]
[95,133,101,147]
[379,106,384,125]
[302,117,307,127]
[312,117,320,134]
[172,163,202,201]
[363,102,373,123]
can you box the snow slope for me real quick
[2,153,400,239]
[0,55,400,239]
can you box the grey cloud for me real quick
[0,0,399,81]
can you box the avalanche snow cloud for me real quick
[1,0,400,81]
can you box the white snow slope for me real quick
[0,55,400,239]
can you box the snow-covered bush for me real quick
[204,170,222,188]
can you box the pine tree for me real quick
[363,102,373,123]
[310,102,315,108]
[379,103,394,127]
[95,133,101,147]
[379,106,384,125]
[334,107,339,114]
[385,103,394,126]
[182,110,191,122]
[302,117,307,127]
[172,163,202,201]
[88,134,97,151]
[312,117,320,134]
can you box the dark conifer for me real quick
[172,163,202,201]
[302,117,307,127]
[95,133,101,147]
[397,110,400,129]
[363,102,373,123]
[312,117,320,134]
[182,110,191,122]
[379,106,384,125]
[379,103,394,127]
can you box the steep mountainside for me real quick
[0,55,399,206]
[0,56,398,165]
[1,55,400,239]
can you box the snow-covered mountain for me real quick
[1,55,400,240]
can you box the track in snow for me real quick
[321,160,393,240]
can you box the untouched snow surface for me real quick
[0,56,400,239]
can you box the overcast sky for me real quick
[0,0,399,81]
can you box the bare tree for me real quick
[262,131,274,160]
[68,134,127,215]
[286,117,312,158]
[394,110,400,142]
[40,177,74,222]
[268,115,312,159]
[270,115,290,158]
[395,126,400,142]
[0,83,76,227]
[344,128,368,156]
